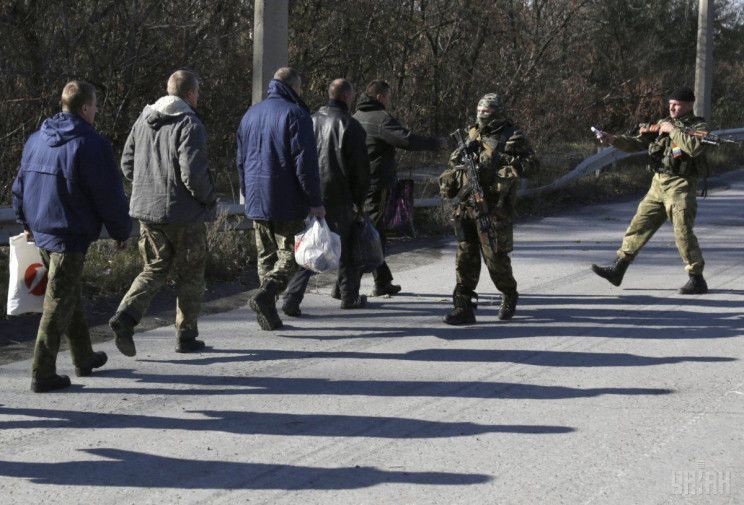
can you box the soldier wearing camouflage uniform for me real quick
[109,70,217,356]
[439,94,538,325]
[591,87,709,294]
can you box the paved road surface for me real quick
[1,171,743,504]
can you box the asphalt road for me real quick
[1,171,743,504]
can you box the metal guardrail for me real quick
[3,128,742,241]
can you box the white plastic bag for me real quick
[7,233,47,316]
[294,217,342,273]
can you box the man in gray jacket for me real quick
[109,69,217,356]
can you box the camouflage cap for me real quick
[477,93,505,115]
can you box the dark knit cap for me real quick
[669,86,695,102]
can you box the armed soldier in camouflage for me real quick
[591,87,710,294]
[439,93,538,325]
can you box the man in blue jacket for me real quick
[237,67,325,331]
[12,80,131,392]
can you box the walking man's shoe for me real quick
[109,312,136,357]
[678,273,708,294]
[31,374,71,393]
[591,257,630,287]
[75,351,108,377]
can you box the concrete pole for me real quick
[694,0,714,120]
[252,0,289,105]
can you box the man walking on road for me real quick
[281,78,370,316]
[353,80,445,297]
[591,87,710,294]
[12,80,131,392]
[237,67,325,330]
[110,70,217,357]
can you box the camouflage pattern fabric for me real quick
[32,250,93,378]
[443,118,537,296]
[116,221,207,339]
[617,173,704,274]
[611,112,708,274]
[253,219,304,290]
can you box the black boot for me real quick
[75,351,108,377]
[443,286,477,325]
[678,274,708,295]
[341,294,367,309]
[498,291,519,320]
[250,280,283,330]
[372,283,401,297]
[109,312,137,357]
[591,257,630,287]
[330,283,341,300]
[31,374,71,393]
[281,297,302,317]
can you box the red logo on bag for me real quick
[24,263,47,296]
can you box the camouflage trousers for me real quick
[454,216,517,295]
[116,221,207,339]
[253,219,304,290]
[618,173,704,274]
[32,250,94,379]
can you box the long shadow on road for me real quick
[0,448,491,490]
[0,405,574,437]
[140,348,736,368]
[64,370,673,399]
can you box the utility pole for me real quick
[694,0,714,120]
[252,0,289,105]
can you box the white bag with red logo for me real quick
[6,233,47,315]
[294,217,341,273]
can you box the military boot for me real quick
[281,297,302,317]
[591,257,630,287]
[250,280,283,330]
[75,351,108,377]
[443,286,477,325]
[678,274,708,295]
[498,291,519,320]
[176,329,206,353]
[109,312,137,357]
[31,374,71,393]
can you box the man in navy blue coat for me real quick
[12,80,131,392]
[236,67,325,330]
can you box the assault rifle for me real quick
[638,123,741,146]
[450,128,500,253]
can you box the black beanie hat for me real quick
[669,86,695,102]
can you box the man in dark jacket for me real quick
[237,67,325,330]
[353,80,445,296]
[281,78,371,316]
[109,70,217,357]
[12,80,131,392]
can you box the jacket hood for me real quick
[266,79,310,112]
[356,95,385,112]
[143,96,195,129]
[40,112,93,147]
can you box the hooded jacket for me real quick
[312,100,370,226]
[353,95,440,191]
[121,95,216,224]
[12,112,131,253]
[236,79,322,221]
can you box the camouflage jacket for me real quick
[439,120,537,218]
[612,112,708,178]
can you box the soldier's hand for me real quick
[309,206,326,220]
[115,240,128,251]
[23,229,33,242]
[657,121,674,134]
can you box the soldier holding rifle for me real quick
[439,94,538,325]
[591,87,711,294]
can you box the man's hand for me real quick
[114,240,128,251]
[309,206,326,220]
[23,229,33,242]
[657,121,675,134]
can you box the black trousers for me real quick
[283,217,361,304]
[364,184,393,286]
